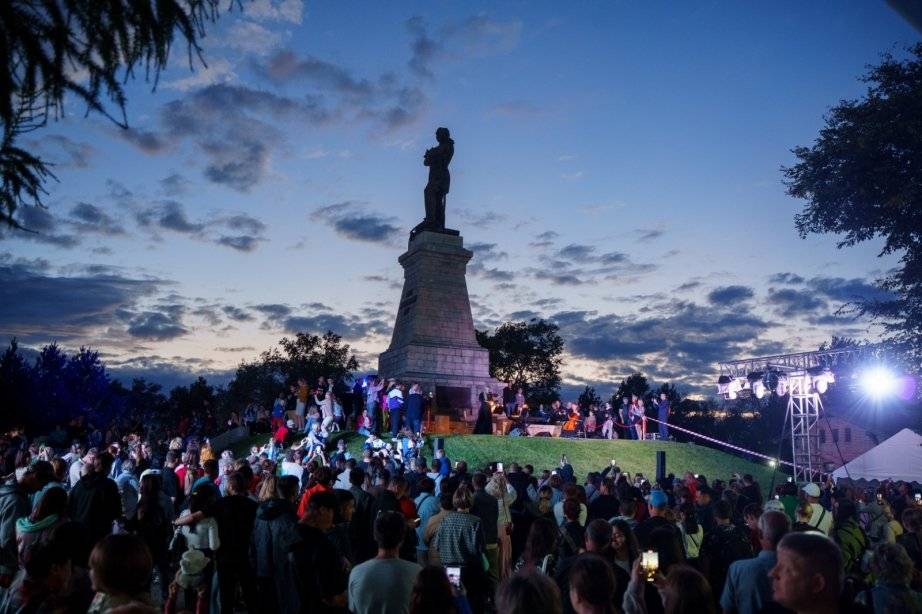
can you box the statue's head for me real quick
[435,127,450,142]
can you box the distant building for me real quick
[816,414,881,471]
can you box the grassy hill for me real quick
[233,432,779,495]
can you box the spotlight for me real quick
[775,379,787,396]
[768,459,777,468]
[861,367,897,399]
[753,381,766,399]
[807,366,834,394]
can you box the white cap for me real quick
[802,483,821,498]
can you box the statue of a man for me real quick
[422,127,454,230]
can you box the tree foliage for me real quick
[1,0,225,226]
[476,319,563,403]
[782,44,922,364]
[577,385,601,409]
[611,373,650,404]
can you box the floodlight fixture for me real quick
[861,366,897,399]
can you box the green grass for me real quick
[231,431,778,496]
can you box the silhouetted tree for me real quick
[577,386,601,410]
[476,319,563,404]
[1,0,226,226]
[611,373,650,405]
[783,44,922,364]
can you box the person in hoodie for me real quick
[0,465,49,592]
[406,383,424,436]
[115,458,140,522]
[250,474,301,614]
[67,452,121,565]
[16,486,67,568]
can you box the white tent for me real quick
[832,428,922,482]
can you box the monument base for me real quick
[378,230,504,413]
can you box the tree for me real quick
[611,373,650,405]
[782,44,922,364]
[1,0,224,226]
[577,386,601,410]
[476,319,563,404]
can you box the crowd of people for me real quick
[0,375,920,614]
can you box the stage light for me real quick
[861,367,897,398]
[775,379,787,396]
[728,390,738,400]
[717,375,732,395]
[753,381,766,399]
[768,459,777,468]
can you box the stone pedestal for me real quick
[378,230,503,411]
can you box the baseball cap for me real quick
[764,499,786,513]
[802,483,821,498]
[649,489,669,508]
[286,419,295,428]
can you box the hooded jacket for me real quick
[0,482,30,576]
[250,498,300,614]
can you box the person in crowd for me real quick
[769,532,848,614]
[415,477,441,566]
[349,510,422,614]
[387,382,406,439]
[515,517,560,575]
[15,485,67,571]
[435,485,487,613]
[124,473,171,602]
[293,490,349,612]
[556,519,622,614]
[251,474,301,614]
[865,497,896,547]
[424,492,455,566]
[624,558,715,614]
[473,394,494,435]
[0,539,71,613]
[635,490,677,549]
[471,472,500,584]
[898,507,922,588]
[496,569,563,614]
[855,542,922,611]
[720,509,790,614]
[832,498,868,578]
[610,518,640,576]
[86,533,154,613]
[653,392,670,440]
[699,500,753,599]
[115,457,140,521]
[677,501,703,562]
[406,383,424,436]
[588,478,619,523]
[486,472,517,581]
[210,471,258,614]
[568,553,617,614]
[559,499,586,561]
[409,564,471,614]
[67,452,121,563]
[801,483,832,535]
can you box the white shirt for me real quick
[179,510,221,551]
[808,502,833,535]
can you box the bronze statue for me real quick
[421,127,453,230]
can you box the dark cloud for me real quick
[33,135,94,168]
[768,272,805,285]
[160,173,191,196]
[556,244,595,261]
[528,243,657,286]
[214,346,255,352]
[126,311,188,341]
[136,200,205,235]
[808,276,893,304]
[766,288,828,318]
[676,281,702,292]
[68,202,126,236]
[636,228,665,241]
[468,242,508,260]
[454,208,509,229]
[222,214,266,235]
[222,305,254,322]
[5,206,80,247]
[312,202,401,245]
[256,301,389,339]
[118,127,171,154]
[255,51,425,131]
[217,235,261,252]
[0,256,166,343]
[254,303,292,319]
[529,230,559,249]
[406,15,522,79]
[707,285,755,305]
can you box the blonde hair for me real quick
[258,475,280,501]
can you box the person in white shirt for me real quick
[801,483,832,535]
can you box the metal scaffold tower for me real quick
[718,344,883,483]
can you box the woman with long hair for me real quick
[676,502,703,562]
[127,472,172,600]
[16,486,67,567]
[623,560,715,614]
[610,518,640,574]
[515,517,560,575]
[409,565,471,614]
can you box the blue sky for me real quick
[1,1,917,395]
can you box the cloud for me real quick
[531,243,657,285]
[118,128,171,154]
[488,100,544,118]
[136,200,205,235]
[222,305,254,322]
[160,173,191,196]
[468,242,508,261]
[556,244,595,261]
[766,287,828,318]
[221,214,266,235]
[221,21,286,55]
[68,202,126,236]
[0,255,170,344]
[4,206,80,247]
[255,301,389,339]
[31,135,93,168]
[244,0,304,24]
[561,171,584,181]
[529,230,559,249]
[707,285,755,305]
[454,208,509,229]
[256,50,426,131]
[406,15,522,79]
[676,281,703,292]
[126,310,188,340]
[636,227,665,241]
[166,58,236,91]
[217,235,261,252]
[312,202,401,245]
[215,346,256,353]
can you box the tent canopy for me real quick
[832,428,922,483]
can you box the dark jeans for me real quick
[460,564,487,614]
[390,409,402,437]
[217,558,258,613]
[658,413,668,439]
[407,413,422,435]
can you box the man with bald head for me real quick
[721,510,790,614]
[769,532,848,614]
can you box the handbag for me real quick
[169,528,188,559]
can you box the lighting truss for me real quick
[717,344,884,483]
